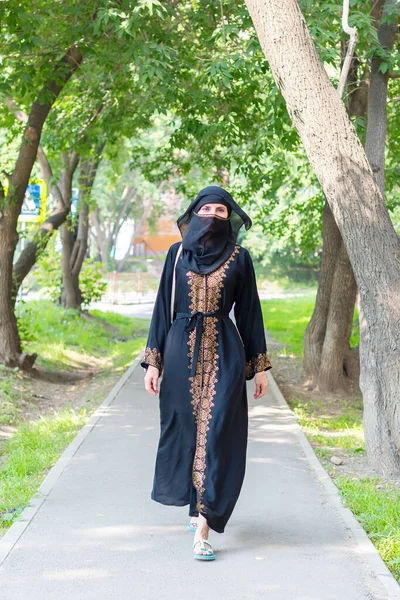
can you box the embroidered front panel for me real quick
[143,346,163,374]
[187,245,240,315]
[186,245,240,513]
[245,351,272,380]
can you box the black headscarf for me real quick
[176,186,252,275]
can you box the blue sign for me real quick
[19,180,47,222]
[21,184,41,216]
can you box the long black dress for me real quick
[141,241,271,534]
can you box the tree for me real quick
[6,97,81,295]
[61,143,104,309]
[0,0,110,366]
[303,0,400,392]
[0,0,176,358]
[0,44,83,368]
[245,0,400,476]
[90,130,183,273]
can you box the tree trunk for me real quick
[91,184,138,272]
[303,201,341,383]
[58,151,81,309]
[61,221,78,309]
[61,146,104,309]
[365,0,398,196]
[0,45,83,366]
[245,0,400,475]
[303,42,372,391]
[360,0,399,470]
[0,187,22,365]
[91,209,109,270]
[304,0,396,392]
[9,100,103,293]
[13,151,79,298]
[318,241,358,391]
[305,224,358,392]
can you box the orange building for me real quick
[133,217,181,256]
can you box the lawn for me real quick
[261,293,317,356]
[260,292,359,357]
[19,301,149,372]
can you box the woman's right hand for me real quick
[144,365,160,396]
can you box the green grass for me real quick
[257,273,318,293]
[336,477,400,582]
[292,400,365,454]
[0,369,28,424]
[0,408,87,535]
[261,294,359,356]
[19,301,150,371]
[261,294,317,356]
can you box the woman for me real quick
[141,185,272,561]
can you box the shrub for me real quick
[79,259,107,307]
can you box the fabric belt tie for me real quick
[175,310,230,377]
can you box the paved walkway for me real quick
[0,357,399,600]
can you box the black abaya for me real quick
[141,242,271,534]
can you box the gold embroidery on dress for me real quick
[143,346,163,374]
[245,351,272,379]
[186,245,240,513]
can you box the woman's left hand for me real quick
[254,371,269,399]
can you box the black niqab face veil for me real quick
[176,186,252,275]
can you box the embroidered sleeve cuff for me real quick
[141,346,163,375]
[245,352,272,380]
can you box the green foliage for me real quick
[79,259,107,308]
[34,237,62,303]
[34,237,107,307]
[16,305,38,343]
[2,0,399,280]
[244,217,322,285]
[129,0,400,261]
[391,206,400,234]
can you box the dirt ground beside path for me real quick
[269,344,400,489]
[0,365,123,446]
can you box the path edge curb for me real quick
[267,371,400,599]
[0,351,145,569]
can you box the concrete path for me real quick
[0,357,399,600]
